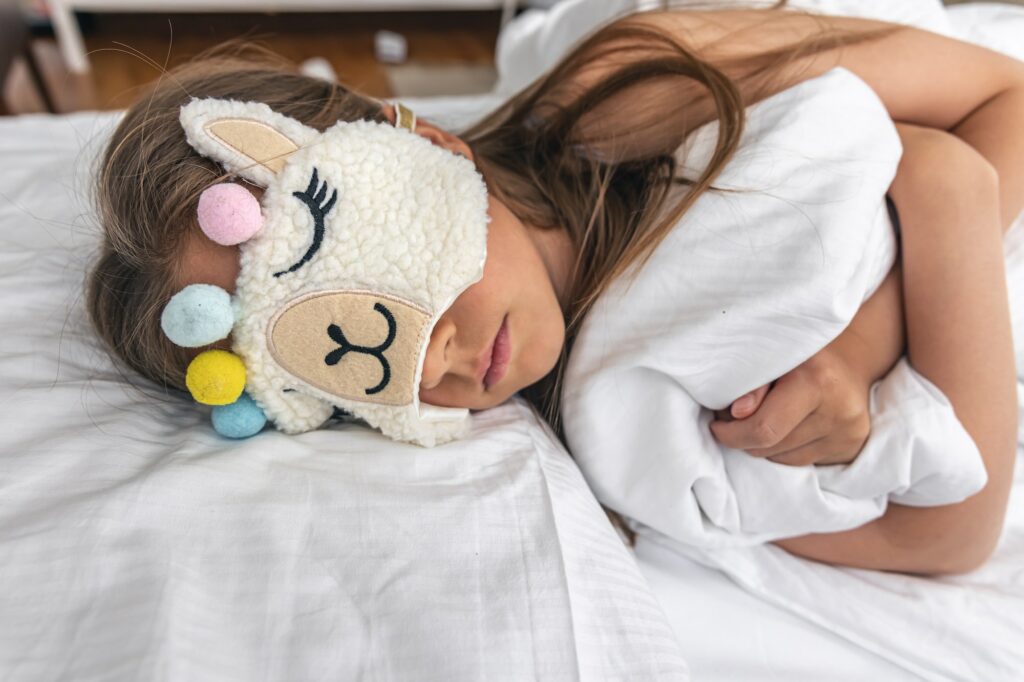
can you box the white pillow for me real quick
[0,108,688,679]
[560,66,985,544]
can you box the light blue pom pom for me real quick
[161,284,234,348]
[211,392,267,439]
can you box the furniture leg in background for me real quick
[1,0,57,114]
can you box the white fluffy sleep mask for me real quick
[160,98,490,447]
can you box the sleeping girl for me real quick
[86,3,1024,575]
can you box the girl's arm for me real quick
[775,123,1017,575]
[831,255,904,391]
[635,9,1024,231]
[831,23,1024,234]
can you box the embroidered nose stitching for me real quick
[324,302,397,395]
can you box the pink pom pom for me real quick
[197,183,263,246]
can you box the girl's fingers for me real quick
[745,413,826,458]
[730,383,771,419]
[710,372,821,450]
[767,436,832,467]
[714,383,771,422]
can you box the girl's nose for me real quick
[420,316,456,391]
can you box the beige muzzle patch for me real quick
[268,291,431,406]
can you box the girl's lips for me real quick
[484,315,511,390]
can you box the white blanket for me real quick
[562,65,987,546]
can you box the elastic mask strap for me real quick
[394,101,417,132]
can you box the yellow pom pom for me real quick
[186,350,246,406]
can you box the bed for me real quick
[1,1,1022,680]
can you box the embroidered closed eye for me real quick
[273,167,338,278]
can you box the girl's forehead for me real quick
[180,229,241,295]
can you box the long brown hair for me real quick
[87,4,904,444]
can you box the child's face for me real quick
[179,109,569,412]
[417,189,568,411]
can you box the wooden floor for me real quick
[5,10,501,114]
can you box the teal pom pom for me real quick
[212,392,267,439]
[161,284,234,348]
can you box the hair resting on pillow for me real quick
[87,1,904,450]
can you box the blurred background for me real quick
[0,0,560,114]
[0,0,1020,115]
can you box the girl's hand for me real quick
[709,345,872,466]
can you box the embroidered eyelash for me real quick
[274,167,338,278]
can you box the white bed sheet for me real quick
[634,537,922,681]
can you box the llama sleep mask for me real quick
[160,98,490,447]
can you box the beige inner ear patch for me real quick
[268,291,431,407]
[205,119,299,174]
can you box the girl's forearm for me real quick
[948,84,1024,233]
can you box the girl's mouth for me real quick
[484,314,511,390]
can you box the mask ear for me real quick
[179,98,320,187]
